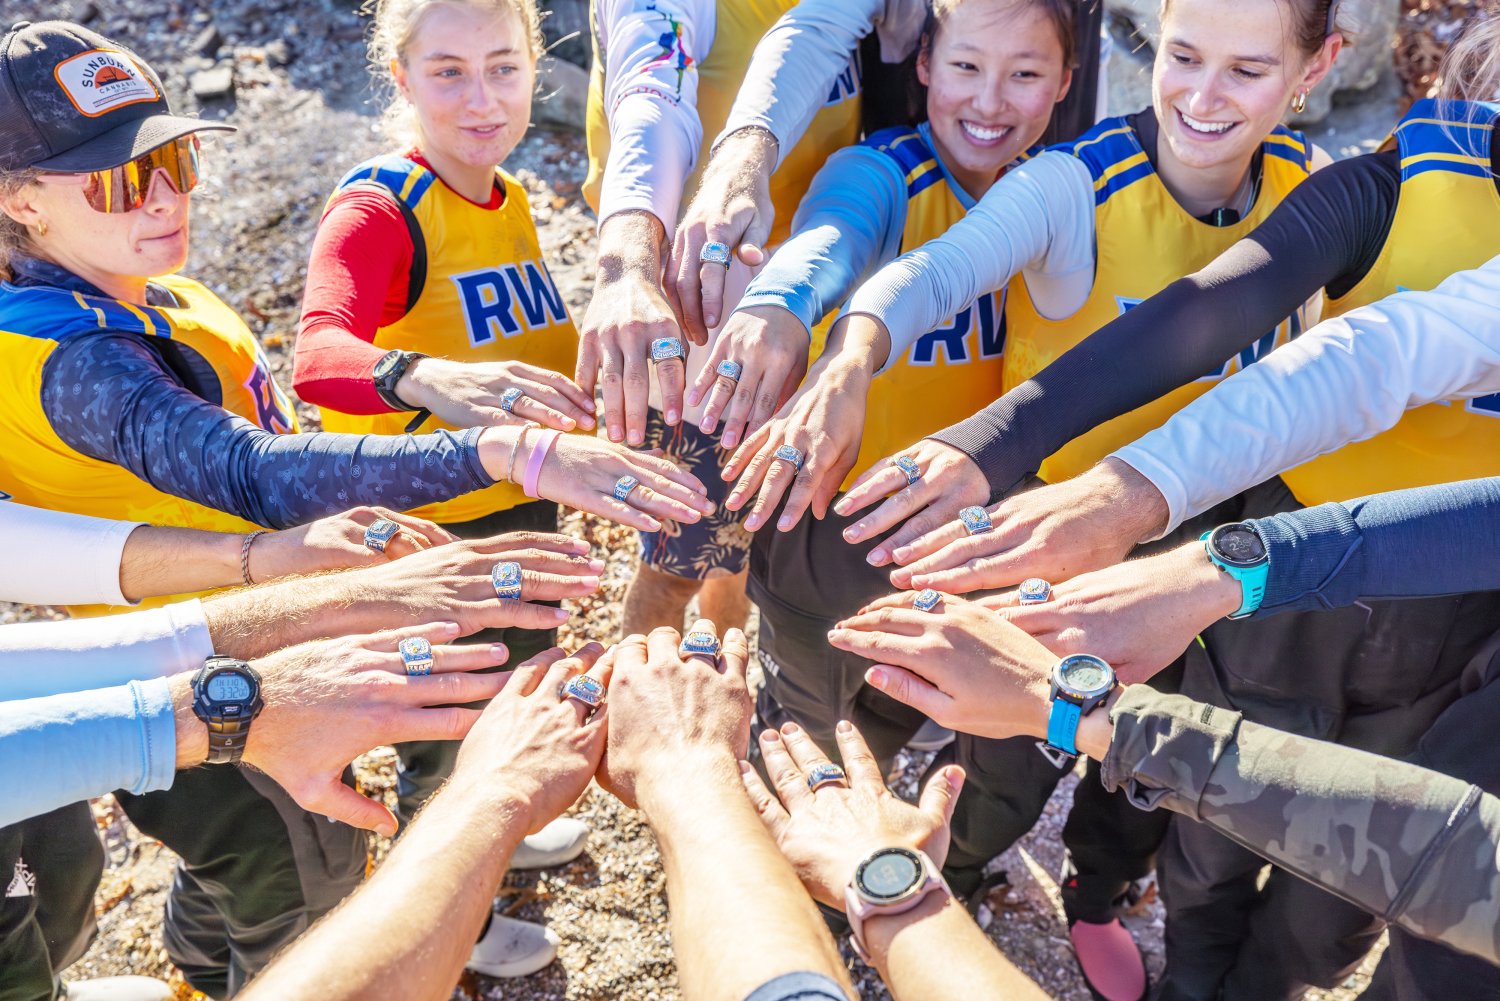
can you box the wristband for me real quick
[240,530,267,585]
[524,429,561,499]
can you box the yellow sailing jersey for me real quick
[1280,98,1500,505]
[583,0,862,243]
[1005,115,1315,483]
[0,273,298,612]
[316,154,580,522]
[810,127,1009,492]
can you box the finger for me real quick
[833,719,883,789]
[771,463,830,533]
[759,728,813,810]
[422,642,511,674]
[976,591,1021,612]
[379,509,459,548]
[623,351,653,447]
[742,455,798,532]
[392,704,485,743]
[745,368,785,443]
[723,421,772,483]
[369,620,463,651]
[699,361,750,436]
[826,625,927,666]
[864,664,954,721]
[599,343,627,443]
[778,722,835,774]
[908,557,1013,594]
[405,669,509,704]
[628,470,714,521]
[613,633,650,674]
[624,448,712,500]
[562,643,610,724]
[698,257,729,333]
[536,368,598,426]
[466,531,592,557]
[891,518,973,569]
[834,464,909,521]
[506,566,603,601]
[901,531,1010,581]
[300,778,399,838]
[718,371,761,453]
[739,760,791,835]
[379,529,427,561]
[647,624,685,666]
[473,600,573,633]
[872,505,953,572]
[575,334,601,397]
[687,340,728,410]
[917,764,966,830]
[584,493,664,532]
[835,605,936,637]
[722,627,749,683]
[673,225,709,343]
[655,356,687,427]
[511,394,578,432]
[508,646,570,696]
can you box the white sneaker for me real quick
[907,718,956,752]
[467,914,560,978]
[61,977,174,1001]
[510,817,589,870]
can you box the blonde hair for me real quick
[364,0,544,144]
[1437,5,1500,104]
[0,166,40,281]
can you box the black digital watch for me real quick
[191,656,265,765]
[371,349,427,411]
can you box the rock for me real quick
[189,63,235,101]
[192,23,223,57]
[1103,0,1400,124]
[264,38,293,67]
[532,56,590,132]
[72,0,100,24]
[540,0,591,69]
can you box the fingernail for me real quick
[687,389,702,406]
[561,417,576,429]
[738,760,753,774]
[868,668,887,688]
[666,409,679,424]
[777,515,791,531]
[549,607,571,621]
[586,558,606,572]
[702,417,716,433]
[377,823,397,839]
[782,722,800,734]
[834,500,851,516]
[439,621,461,634]
[836,719,853,734]
[705,313,718,327]
[892,546,911,562]
[490,643,509,659]
[628,431,644,446]
[580,576,601,589]
[946,766,965,791]
[763,728,781,742]
[746,515,761,531]
[644,518,662,532]
[866,548,887,566]
[723,433,738,450]
[580,416,596,429]
[609,425,622,441]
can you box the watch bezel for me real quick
[1207,522,1268,570]
[854,846,927,906]
[1051,654,1116,702]
[193,657,265,719]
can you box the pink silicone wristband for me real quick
[524,429,561,498]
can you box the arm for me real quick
[0,502,142,605]
[239,647,606,1000]
[1115,251,1500,533]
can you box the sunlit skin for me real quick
[917,0,1073,200]
[2,168,191,306]
[391,1,538,204]
[1152,0,1339,217]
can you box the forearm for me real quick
[117,524,248,601]
[199,571,365,660]
[1250,478,1500,615]
[1095,686,1500,964]
[0,677,181,826]
[595,210,669,285]
[867,893,1047,1001]
[639,754,850,1000]
[242,776,528,1001]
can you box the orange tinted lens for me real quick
[82,136,202,213]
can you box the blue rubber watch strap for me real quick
[1046,699,1083,756]
[1202,531,1270,619]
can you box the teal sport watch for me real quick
[1038,654,1117,767]
[1202,522,1270,619]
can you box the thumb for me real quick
[736,206,774,267]
[918,763,966,829]
[302,776,399,838]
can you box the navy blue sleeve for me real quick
[41,331,494,530]
[741,971,849,1001]
[1250,478,1500,616]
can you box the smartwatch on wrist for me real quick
[844,847,950,962]
[371,349,428,411]
[191,656,264,765]
[1202,522,1269,619]
[1037,654,1117,768]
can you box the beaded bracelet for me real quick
[241,530,268,586]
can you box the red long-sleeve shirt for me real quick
[293,151,504,413]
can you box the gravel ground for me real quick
[14,0,1421,997]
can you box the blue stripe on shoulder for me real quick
[1059,117,1143,182]
[0,284,162,341]
[1263,124,1311,170]
[1395,98,1499,165]
[862,127,934,177]
[1093,159,1155,205]
[334,154,438,209]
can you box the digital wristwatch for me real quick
[1037,654,1117,768]
[1202,522,1270,619]
[191,655,265,765]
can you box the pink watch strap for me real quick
[843,848,949,963]
[524,428,561,499]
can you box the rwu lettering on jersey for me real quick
[451,261,569,347]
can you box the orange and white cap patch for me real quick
[53,50,159,117]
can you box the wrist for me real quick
[861,884,953,969]
[636,746,742,816]
[715,125,779,167]
[1097,457,1170,542]
[1175,541,1245,622]
[476,423,526,483]
[1074,688,1122,760]
[170,673,207,769]
[392,355,442,411]
[596,211,668,283]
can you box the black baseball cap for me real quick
[0,20,233,172]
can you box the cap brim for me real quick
[31,114,235,172]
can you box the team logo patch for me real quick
[6,861,35,898]
[54,50,160,117]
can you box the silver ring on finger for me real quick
[912,588,943,613]
[805,763,847,792]
[499,387,525,413]
[491,560,523,601]
[363,517,401,553]
[959,505,993,535]
[650,337,686,365]
[715,359,743,383]
[559,674,607,710]
[772,444,805,472]
[894,455,922,486]
[699,241,732,270]
[679,630,721,660]
[1018,578,1053,605]
[613,474,641,503]
[399,636,434,676]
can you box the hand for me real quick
[827,592,1057,741]
[537,433,716,532]
[832,440,990,568]
[978,541,1241,684]
[346,531,603,637]
[241,622,513,837]
[450,644,610,835]
[722,345,872,533]
[667,127,778,341]
[249,506,458,580]
[687,304,809,452]
[597,620,752,809]
[889,459,1169,592]
[739,720,963,909]
[399,356,596,432]
[579,211,686,445]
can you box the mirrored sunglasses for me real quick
[38,134,202,214]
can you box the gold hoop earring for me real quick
[34,220,47,237]
[1291,90,1308,114]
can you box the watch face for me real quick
[1211,524,1266,567]
[206,671,253,703]
[1058,655,1114,697]
[372,351,404,381]
[859,848,922,901]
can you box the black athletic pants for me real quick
[0,804,101,1001]
[394,500,560,821]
